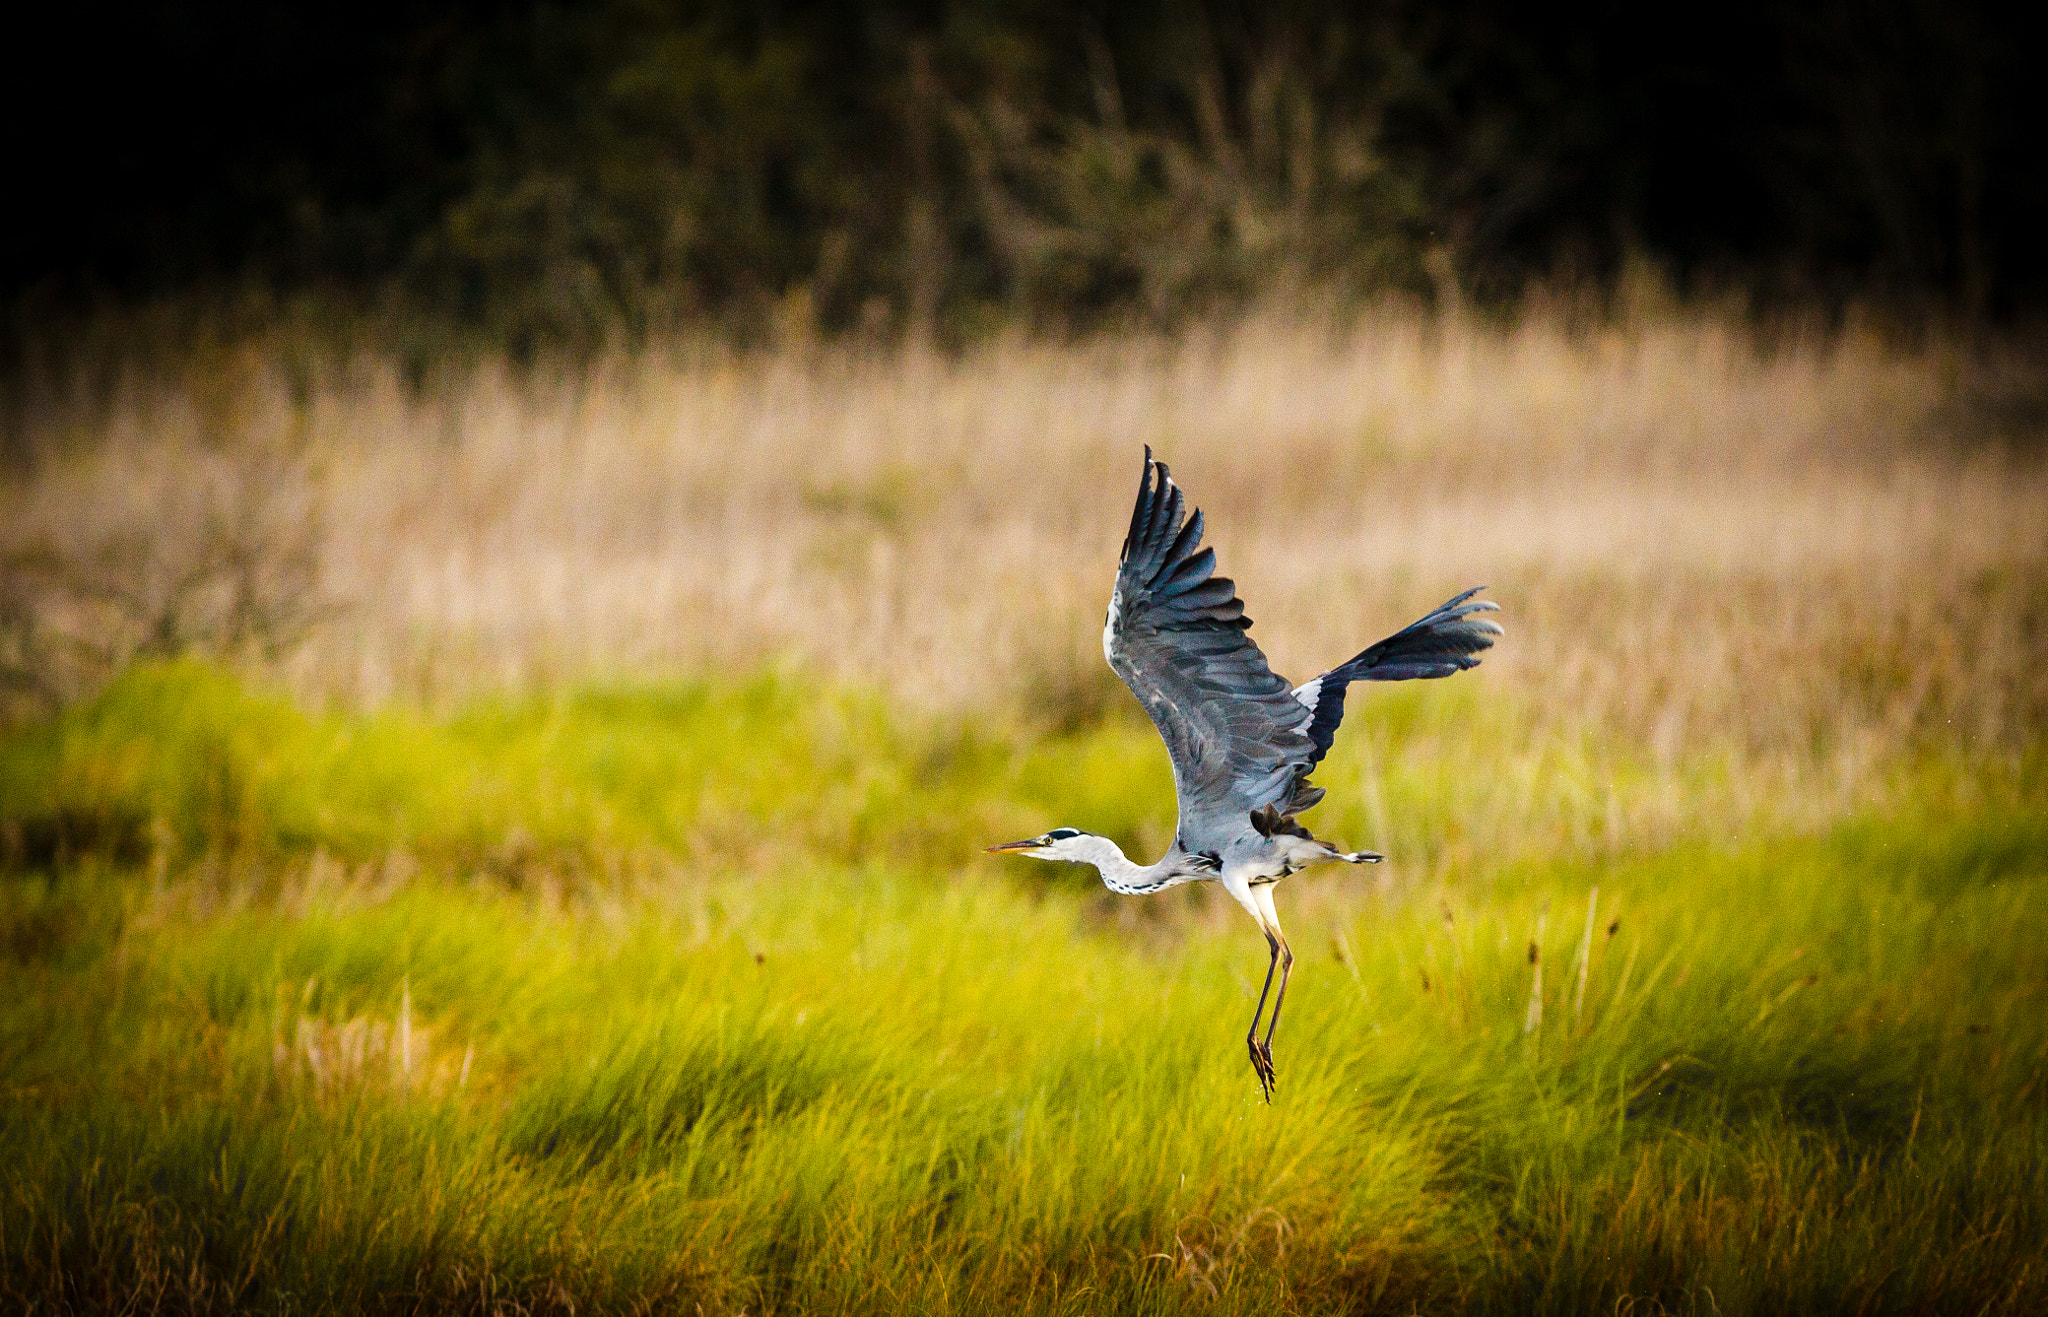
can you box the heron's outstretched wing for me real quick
[1104,450,1314,851]
[1290,587,1502,767]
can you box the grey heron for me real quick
[987,448,1500,1100]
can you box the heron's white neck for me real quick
[1064,834,1181,895]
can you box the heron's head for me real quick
[984,827,1097,861]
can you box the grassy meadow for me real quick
[3,310,2047,1313]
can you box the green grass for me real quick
[3,665,2046,1314]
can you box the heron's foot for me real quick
[1247,1036,1277,1101]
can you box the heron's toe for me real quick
[1246,1039,1279,1098]
[1245,1039,1276,1098]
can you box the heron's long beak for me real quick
[984,838,1042,854]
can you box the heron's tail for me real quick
[1337,849,1384,864]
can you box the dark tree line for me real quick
[6,0,2042,350]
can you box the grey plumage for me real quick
[989,447,1501,1100]
[1106,451,1320,853]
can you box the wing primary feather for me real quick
[1157,547,1218,598]
[1121,449,1156,564]
[1160,512,1206,582]
[1140,467,1181,576]
[1292,588,1503,768]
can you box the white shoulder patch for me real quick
[1103,588,1121,664]
[1291,675,1322,710]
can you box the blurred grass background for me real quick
[2,306,2045,1313]
[4,1,2048,1310]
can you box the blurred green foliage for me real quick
[9,1,2042,360]
[380,0,1456,351]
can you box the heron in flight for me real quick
[987,449,1500,1100]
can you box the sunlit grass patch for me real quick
[0,661,1047,877]
[19,659,2018,900]
[3,666,2045,1313]
[4,810,2044,1312]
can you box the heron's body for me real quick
[990,449,1500,1100]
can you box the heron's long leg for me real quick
[1262,937,1295,1057]
[1246,930,1281,1099]
[1251,884,1291,1092]
[1222,872,1280,1100]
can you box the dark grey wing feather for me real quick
[1105,449,1314,851]
[1292,587,1502,766]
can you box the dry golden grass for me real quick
[5,308,2043,833]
